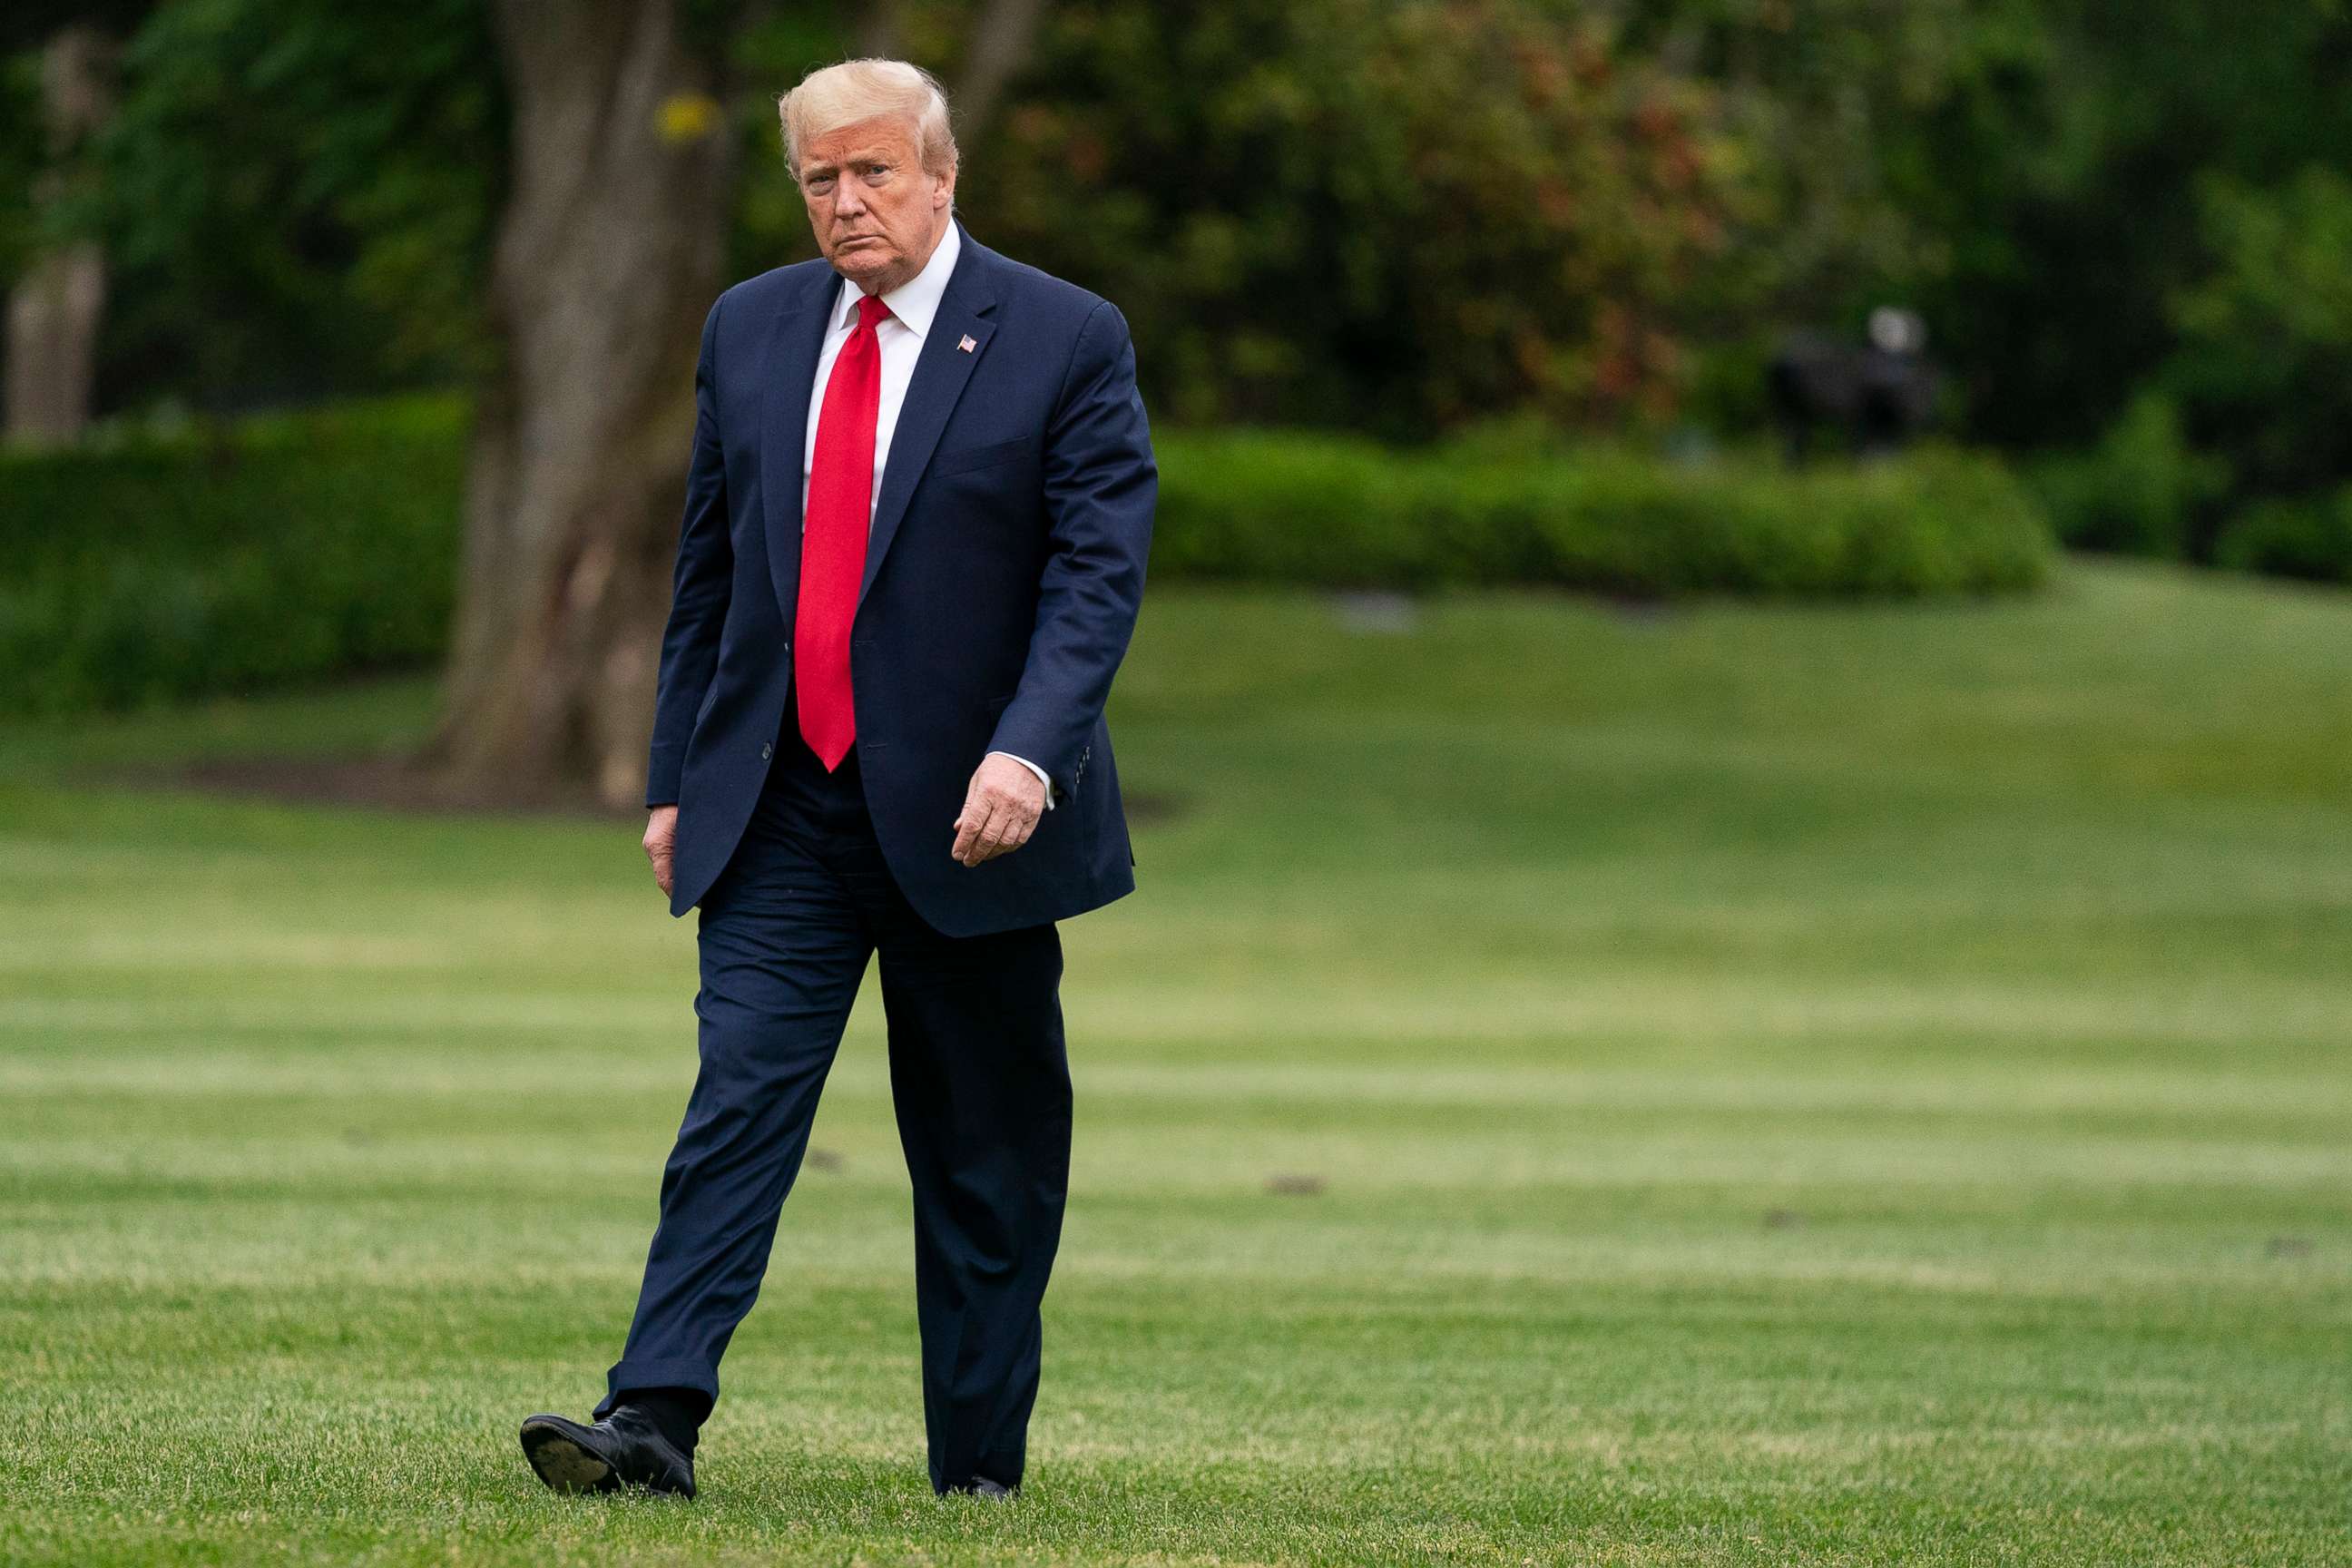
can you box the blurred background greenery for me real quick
[2,5,2347,1564]
[6,2,2352,749]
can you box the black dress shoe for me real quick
[518,1405,696,1499]
[946,1474,1017,1500]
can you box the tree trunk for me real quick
[953,0,1048,142]
[419,0,739,808]
[857,0,1047,145]
[4,25,117,449]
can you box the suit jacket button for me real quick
[760,742,773,760]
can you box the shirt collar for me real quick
[832,215,960,339]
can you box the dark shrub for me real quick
[2214,489,2352,584]
[0,394,465,716]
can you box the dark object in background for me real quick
[1769,309,1942,462]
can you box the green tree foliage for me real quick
[9,0,2348,588]
[63,0,506,407]
[1616,0,2352,578]
[2025,389,2227,558]
[17,1,853,416]
[1863,0,2352,451]
[956,0,1755,436]
[0,50,43,285]
[2167,168,2352,509]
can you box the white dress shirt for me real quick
[802,218,1056,808]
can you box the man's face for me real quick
[797,113,954,294]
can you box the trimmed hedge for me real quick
[1152,431,2055,596]
[0,394,2053,718]
[0,395,466,717]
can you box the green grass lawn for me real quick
[1,560,2347,1565]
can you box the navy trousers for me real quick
[594,687,1073,1494]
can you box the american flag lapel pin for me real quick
[957,334,976,353]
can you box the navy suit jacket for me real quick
[644,217,1156,936]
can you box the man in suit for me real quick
[517,56,1154,1503]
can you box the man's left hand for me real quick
[952,753,1048,867]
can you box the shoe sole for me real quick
[520,1419,618,1494]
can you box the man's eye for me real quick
[865,165,892,182]
[808,176,834,192]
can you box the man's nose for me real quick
[830,184,867,220]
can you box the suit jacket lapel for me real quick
[759,265,839,633]
[859,226,999,611]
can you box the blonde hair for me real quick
[778,58,958,180]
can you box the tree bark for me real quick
[856,0,901,58]
[419,0,739,808]
[953,0,1048,142]
[856,0,1046,145]
[4,25,117,449]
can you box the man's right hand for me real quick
[644,806,680,897]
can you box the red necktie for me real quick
[796,292,891,770]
